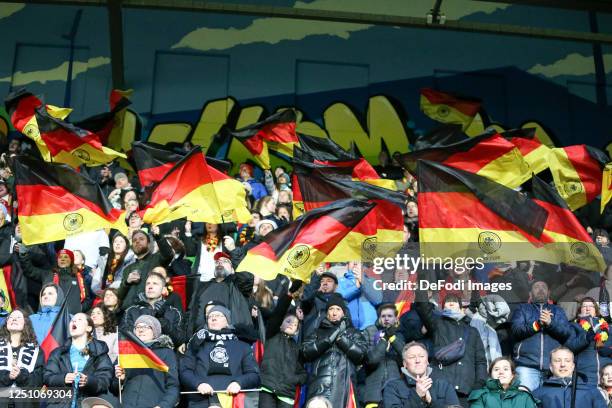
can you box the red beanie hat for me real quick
[239,163,253,177]
[57,249,75,264]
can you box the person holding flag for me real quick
[43,313,114,408]
[0,309,44,408]
[113,315,179,408]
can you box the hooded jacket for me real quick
[30,283,66,344]
[468,378,539,408]
[533,375,607,408]
[111,335,179,408]
[382,366,460,408]
[122,293,186,346]
[43,338,114,408]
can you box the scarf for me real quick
[53,268,86,303]
[0,339,39,373]
[196,329,236,376]
[441,309,465,321]
[205,235,219,253]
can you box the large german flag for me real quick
[12,155,127,245]
[5,90,126,168]
[74,89,131,145]
[295,133,358,162]
[602,163,612,214]
[118,330,169,372]
[399,131,531,189]
[549,145,610,211]
[237,199,375,281]
[293,159,406,261]
[531,176,605,272]
[501,128,550,175]
[418,160,548,262]
[140,146,250,225]
[420,88,481,130]
[225,110,297,168]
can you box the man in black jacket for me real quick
[363,303,406,407]
[301,267,346,338]
[382,341,460,407]
[121,272,186,347]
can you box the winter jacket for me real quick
[565,316,612,385]
[362,323,405,404]
[0,223,29,310]
[337,270,382,330]
[382,367,460,408]
[511,302,572,370]
[179,328,260,408]
[260,332,308,399]
[414,293,488,396]
[30,284,67,344]
[533,375,607,408]
[43,339,114,408]
[117,234,174,310]
[467,378,539,408]
[187,272,254,336]
[122,294,186,347]
[94,326,118,364]
[242,178,267,201]
[301,317,367,408]
[301,272,350,338]
[0,342,44,408]
[112,335,179,408]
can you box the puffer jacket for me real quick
[533,375,607,408]
[179,328,260,408]
[414,293,488,396]
[301,317,367,408]
[511,302,572,371]
[565,316,612,385]
[121,293,186,346]
[112,335,179,408]
[362,323,405,404]
[468,378,539,408]
[337,271,381,330]
[43,339,114,408]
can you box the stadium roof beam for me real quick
[5,0,612,45]
[473,0,612,14]
[107,0,125,89]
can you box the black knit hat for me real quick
[326,293,345,312]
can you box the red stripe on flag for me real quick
[443,134,515,174]
[258,122,297,144]
[564,145,604,203]
[2,265,16,308]
[170,275,187,310]
[534,199,594,242]
[508,136,541,156]
[420,88,481,117]
[139,163,176,187]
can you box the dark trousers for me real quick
[258,391,293,408]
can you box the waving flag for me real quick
[41,289,71,361]
[118,330,169,372]
[502,128,550,175]
[420,88,481,130]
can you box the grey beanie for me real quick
[135,315,162,339]
[207,305,232,324]
[256,219,277,235]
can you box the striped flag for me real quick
[502,128,550,175]
[420,88,481,130]
[602,163,612,214]
[295,133,358,162]
[41,290,71,361]
[118,330,169,372]
[237,199,375,282]
[549,145,609,210]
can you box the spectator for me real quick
[599,363,612,406]
[187,252,254,336]
[150,266,184,311]
[237,211,260,247]
[362,303,406,408]
[225,218,277,267]
[0,291,8,327]
[184,221,225,282]
[301,266,345,338]
[126,212,147,239]
[44,313,114,408]
[414,289,487,403]
[164,236,192,277]
[533,346,607,408]
[511,280,572,391]
[18,247,92,314]
[108,172,132,209]
[566,297,612,385]
[101,288,123,324]
[92,233,135,294]
[467,356,538,407]
[338,261,382,330]
[237,163,267,201]
[73,249,95,311]
[64,229,110,271]
[29,283,64,344]
[113,315,179,408]
[117,227,174,310]
[121,272,185,347]
[467,294,509,367]
[382,341,459,407]
[89,306,118,363]
[302,294,367,407]
[180,305,260,407]
[0,309,44,407]
[258,196,281,225]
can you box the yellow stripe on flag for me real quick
[523,144,551,175]
[217,393,233,408]
[475,148,532,189]
[0,268,12,313]
[420,95,475,130]
[238,245,328,282]
[602,163,612,214]
[549,148,587,211]
[119,353,168,372]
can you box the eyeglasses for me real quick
[135,324,152,331]
[207,313,226,320]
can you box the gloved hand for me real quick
[384,325,398,340]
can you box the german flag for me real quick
[118,330,169,372]
[140,146,250,225]
[292,159,406,261]
[295,133,358,162]
[412,124,468,151]
[216,393,246,408]
[501,128,550,175]
[531,176,605,272]
[602,163,612,214]
[224,110,297,168]
[74,89,131,146]
[420,88,481,130]
[549,145,610,211]
[418,160,548,262]
[398,131,531,189]
[41,289,71,361]
[5,90,126,168]
[237,199,375,281]
[12,155,127,245]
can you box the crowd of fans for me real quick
[0,140,611,408]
